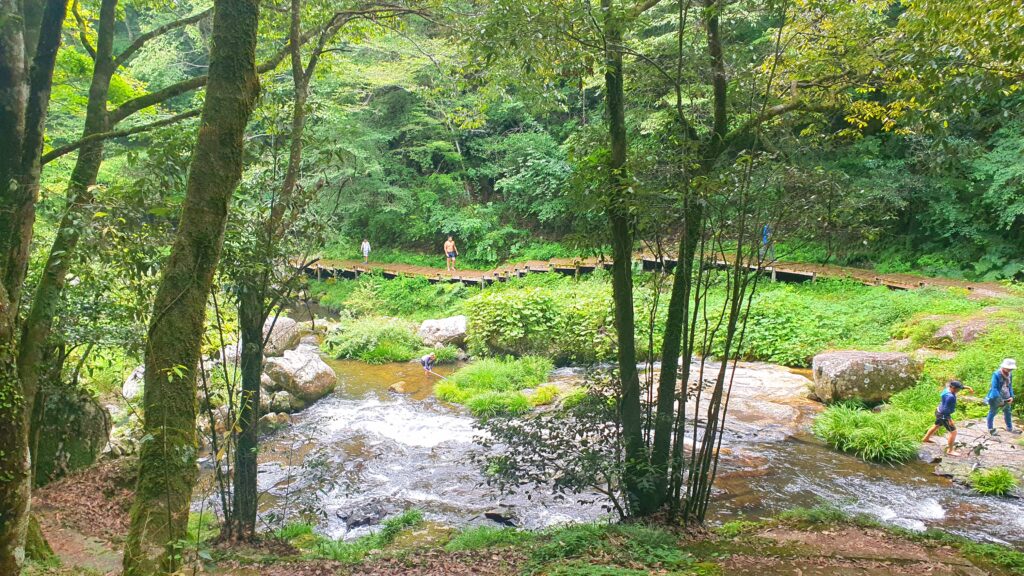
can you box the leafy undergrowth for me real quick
[322,317,458,365]
[311,274,473,321]
[969,467,1020,496]
[813,314,1024,464]
[221,509,1024,576]
[434,356,553,417]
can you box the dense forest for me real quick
[1,0,1023,575]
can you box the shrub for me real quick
[322,317,421,363]
[444,526,534,551]
[812,404,921,464]
[969,468,1020,496]
[465,275,616,363]
[311,275,472,320]
[436,356,552,416]
[529,384,559,406]
[465,391,531,417]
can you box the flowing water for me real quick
[200,356,1024,547]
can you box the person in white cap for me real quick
[986,358,1018,435]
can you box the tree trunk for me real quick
[228,286,264,540]
[19,0,117,424]
[122,0,260,572]
[0,0,68,571]
[600,0,647,515]
[228,0,313,537]
[650,198,703,504]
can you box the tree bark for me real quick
[229,0,313,537]
[0,0,67,571]
[601,0,646,515]
[650,198,702,503]
[122,0,260,572]
[19,0,117,428]
[229,285,264,540]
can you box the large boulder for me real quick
[417,315,468,346]
[264,316,307,356]
[264,346,337,403]
[33,383,111,486]
[810,351,922,404]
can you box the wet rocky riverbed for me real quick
[196,356,1024,547]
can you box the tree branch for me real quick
[630,0,664,17]
[41,108,201,165]
[721,100,831,151]
[71,0,96,59]
[114,7,214,68]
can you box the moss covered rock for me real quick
[33,384,111,487]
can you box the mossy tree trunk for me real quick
[18,0,116,435]
[122,0,260,573]
[0,0,69,571]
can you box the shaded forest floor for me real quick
[26,459,1024,576]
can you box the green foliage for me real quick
[777,505,861,526]
[273,522,314,541]
[322,317,422,364]
[529,523,695,574]
[314,509,424,563]
[715,520,760,539]
[436,356,552,416]
[465,275,616,363]
[311,275,472,321]
[968,468,1020,497]
[735,281,981,367]
[186,511,220,545]
[528,384,559,406]
[444,526,535,551]
[812,404,921,464]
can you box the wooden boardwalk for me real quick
[299,255,1011,297]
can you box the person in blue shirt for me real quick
[420,352,437,375]
[923,380,973,456]
[986,358,1019,435]
[759,224,775,262]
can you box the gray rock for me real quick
[270,390,305,413]
[122,365,145,400]
[417,315,468,346]
[34,386,111,486]
[811,351,922,404]
[932,318,994,347]
[264,316,307,356]
[264,346,337,404]
[259,412,291,430]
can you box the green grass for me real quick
[311,274,474,321]
[273,522,314,541]
[313,509,425,564]
[969,467,1020,496]
[322,317,422,363]
[528,384,559,406]
[435,356,553,417]
[811,403,922,464]
[444,526,535,551]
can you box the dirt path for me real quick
[305,254,1013,297]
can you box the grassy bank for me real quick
[43,505,1015,576]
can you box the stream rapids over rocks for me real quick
[197,354,1024,547]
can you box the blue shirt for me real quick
[986,370,1014,402]
[937,390,957,417]
[761,225,770,244]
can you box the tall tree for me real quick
[0,0,69,570]
[121,0,260,572]
[17,2,213,451]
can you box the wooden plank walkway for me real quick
[298,255,1011,297]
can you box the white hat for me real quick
[1002,358,1018,370]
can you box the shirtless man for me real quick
[443,236,459,272]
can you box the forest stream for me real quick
[196,356,1024,548]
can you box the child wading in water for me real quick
[922,380,974,456]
